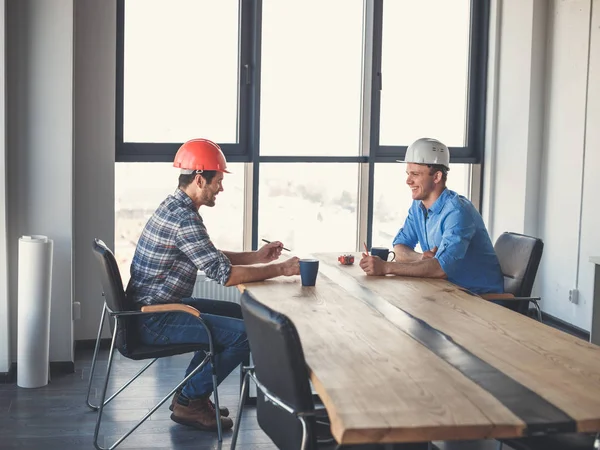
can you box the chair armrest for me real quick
[481,293,516,301]
[140,304,201,317]
[481,293,541,302]
[312,406,329,417]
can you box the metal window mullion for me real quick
[239,0,257,252]
[360,0,383,250]
[470,164,481,213]
[115,0,124,159]
[239,0,254,154]
[466,0,491,212]
[357,0,374,252]
[243,162,255,251]
[248,0,262,250]
[466,0,490,162]
[258,156,367,163]
[481,0,502,223]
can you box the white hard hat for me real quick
[399,138,450,169]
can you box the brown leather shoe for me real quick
[171,396,233,431]
[169,390,230,417]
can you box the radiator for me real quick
[192,273,242,304]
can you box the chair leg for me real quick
[87,303,107,411]
[211,363,223,442]
[86,303,158,411]
[197,315,224,442]
[299,415,310,450]
[531,300,543,323]
[93,323,118,450]
[231,369,250,450]
[95,345,213,449]
[239,355,251,405]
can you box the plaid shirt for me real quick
[126,189,232,306]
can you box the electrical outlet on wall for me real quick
[72,302,81,320]
[569,289,579,304]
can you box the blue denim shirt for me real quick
[392,189,504,294]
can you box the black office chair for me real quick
[497,432,597,450]
[484,232,544,321]
[85,238,224,449]
[231,291,431,450]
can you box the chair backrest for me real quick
[240,291,317,450]
[92,238,138,357]
[494,232,544,313]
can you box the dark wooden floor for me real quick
[0,347,510,450]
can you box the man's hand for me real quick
[280,256,300,276]
[256,241,284,263]
[359,254,388,276]
[421,246,438,260]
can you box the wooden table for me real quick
[238,253,600,445]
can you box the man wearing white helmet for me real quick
[360,137,504,295]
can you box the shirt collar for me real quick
[422,188,450,215]
[173,188,196,211]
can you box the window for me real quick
[258,164,358,253]
[379,0,471,147]
[117,0,489,251]
[122,0,239,143]
[114,162,244,284]
[260,0,363,156]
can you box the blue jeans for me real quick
[137,298,249,399]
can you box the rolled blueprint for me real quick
[17,235,53,388]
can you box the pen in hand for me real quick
[363,242,369,256]
[261,239,290,252]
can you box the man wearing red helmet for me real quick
[126,139,300,432]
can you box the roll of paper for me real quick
[17,235,54,388]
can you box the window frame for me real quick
[371,0,490,163]
[115,0,257,162]
[115,0,489,249]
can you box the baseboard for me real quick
[0,361,74,383]
[542,312,590,341]
[0,363,16,383]
[75,338,112,350]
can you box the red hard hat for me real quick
[173,139,231,174]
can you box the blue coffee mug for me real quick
[299,259,319,286]
[370,247,395,262]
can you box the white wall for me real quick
[580,0,600,331]
[73,0,116,340]
[484,0,547,238]
[537,0,593,329]
[6,0,74,363]
[0,0,10,373]
[486,0,600,330]
[1,0,116,368]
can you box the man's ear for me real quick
[195,173,205,188]
[433,170,443,184]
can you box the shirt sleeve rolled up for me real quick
[392,207,419,249]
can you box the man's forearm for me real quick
[384,258,447,278]
[393,244,423,262]
[224,263,283,287]
[221,251,258,266]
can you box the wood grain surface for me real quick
[238,253,600,444]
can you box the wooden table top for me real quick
[238,253,600,445]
